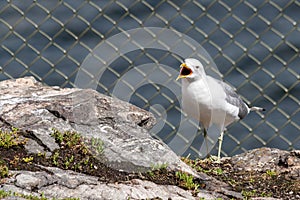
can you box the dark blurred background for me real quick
[0,0,299,158]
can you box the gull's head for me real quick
[176,58,205,81]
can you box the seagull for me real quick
[176,58,265,162]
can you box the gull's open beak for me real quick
[176,63,193,80]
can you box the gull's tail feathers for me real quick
[250,106,265,112]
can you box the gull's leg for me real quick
[217,131,224,162]
[203,128,209,158]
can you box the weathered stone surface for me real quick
[1,77,291,199]
[1,77,228,199]
[230,147,288,171]
[232,148,296,169]
[0,77,193,174]
[1,167,214,200]
[230,147,300,182]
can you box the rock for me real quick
[230,147,288,171]
[0,77,231,199]
[279,150,300,168]
[2,167,210,200]
[231,147,300,180]
[2,77,296,199]
[0,77,192,174]
[15,173,41,190]
[229,147,300,198]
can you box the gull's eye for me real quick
[195,66,199,69]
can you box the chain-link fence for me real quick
[0,0,299,158]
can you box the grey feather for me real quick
[217,80,249,119]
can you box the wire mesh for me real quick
[0,0,299,158]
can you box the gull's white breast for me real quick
[181,77,239,130]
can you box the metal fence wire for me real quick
[0,0,299,158]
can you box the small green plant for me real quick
[214,168,223,175]
[64,155,74,169]
[228,179,237,187]
[249,177,255,183]
[49,129,105,171]
[0,189,48,200]
[90,137,104,155]
[90,163,95,169]
[0,163,9,178]
[83,157,90,165]
[265,169,277,177]
[52,151,60,166]
[260,191,272,197]
[151,162,168,171]
[181,155,195,167]
[37,152,46,158]
[22,156,34,163]
[0,189,80,199]
[175,171,200,190]
[147,162,169,177]
[147,170,154,177]
[51,129,89,154]
[73,162,81,171]
[242,189,257,199]
[51,129,80,147]
[51,129,64,143]
[0,128,27,148]
[0,190,11,198]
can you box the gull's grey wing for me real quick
[216,80,249,119]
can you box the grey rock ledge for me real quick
[0,77,239,200]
